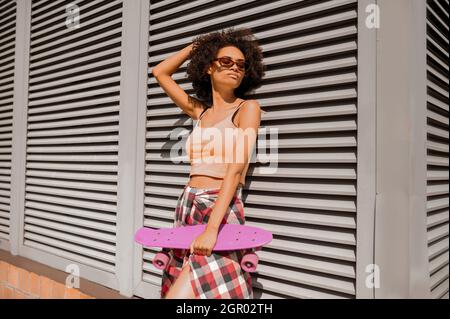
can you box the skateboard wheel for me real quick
[241,253,259,272]
[153,252,171,270]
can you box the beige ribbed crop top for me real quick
[185,100,252,187]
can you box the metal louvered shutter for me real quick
[21,0,123,275]
[426,0,449,300]
[140,0,358,299]
[0,0,16,249]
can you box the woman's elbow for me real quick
[151,67,161,78]
[227,164,245,178]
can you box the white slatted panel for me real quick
[0,0,16,244]
[23,0,123,273]
[141,0,357,298]
[426,0,449,300]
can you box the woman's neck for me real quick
[210,98,242,113]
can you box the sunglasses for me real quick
[213,56,248,71]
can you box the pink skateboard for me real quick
[134,224,272,272]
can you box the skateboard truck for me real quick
[153,247,262,272]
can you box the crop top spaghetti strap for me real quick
[185,100,252,187]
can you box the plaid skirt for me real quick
[160,184,254,299]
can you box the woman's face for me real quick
[207,46,246,89]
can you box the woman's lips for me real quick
[228,74,238,79]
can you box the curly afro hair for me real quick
[186,27,266,106]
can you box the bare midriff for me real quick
[187,175,244,189]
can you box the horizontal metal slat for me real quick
[24,239,115,273]
[24,215,116,244]
[25,200,116,223]
[27,143,118,153]
[26,177,116,193]
[28,95,119,115]
[31,1,121,41]
[23,235,115,270]
[427,4,449,32]
[256,263,355,296]
[0,163,11,169]
[244,206,355,229]
[26,162,118,173]
[427,63,449,86]
[31,0,81,26]
[427,139,449,153]
[430,265,449,290]
[427,154,449,166]
[431,279,449,299]
[426,196,450,213]
[427,34,450,61]
[427,223,449,243]
[247,219,355,246]
[244,192,356,213]
[27,133,119,146]
[251,276,349,299]
[27,124,119,139]
[150,0,215,20]
[430,251,449,275]
[26,209,116,232]
[427,107,449,126]
[29,76,121,102]
[29,56,121,82]
[25,193,116,214]
[143,207,174,222]
[26,170,117,184]
[427,19,450,47]
[150,121,346,149]
[427,209,450,228]
[146,97,356,120]
[147,150,357,164]
[144,219,173,229]
[144,174,187,186]
[258,249,355,278]
[26,154,118,163]
[429,235,449,259]
[0,218,9,227]
[427,94,450,112]
[25,185,117,202]
[427,181,449,196]
[24,224,115,256]
[142,272,161,286]
[0,231,9,240]
[242,179,356,196]
[149,0,355,51]
[427,167,449,181]
[30,66,121,93]
[28,114,120,131]
[144,196,177,210]
[28,86,120,107]
[155,88,356,114]
[147,133,356,150]
[30,12,122,55]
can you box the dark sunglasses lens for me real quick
[236,62,246,69]
[220,57,233,66]
[218,57,246,70]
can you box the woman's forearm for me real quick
[206,171,242,232]
[152,43,194,77]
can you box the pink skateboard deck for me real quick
[134,224,272,272]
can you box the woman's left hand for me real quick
[190,227,219,257]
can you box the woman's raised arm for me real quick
[151,43,205,120]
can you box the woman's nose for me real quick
[229,63,239,72]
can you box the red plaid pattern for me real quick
[160,184,254,299]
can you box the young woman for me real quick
[151,27,266,299]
